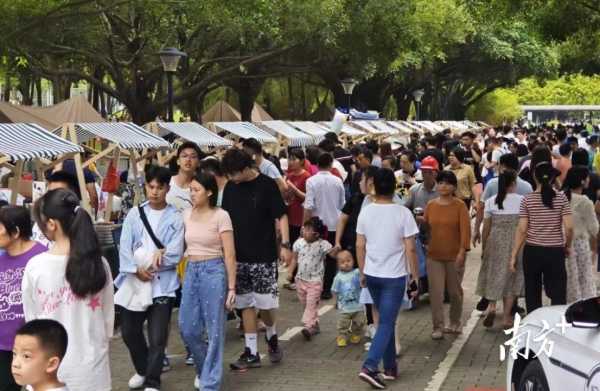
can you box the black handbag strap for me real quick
[138,206,164,249]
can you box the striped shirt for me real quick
[519,192,571,247]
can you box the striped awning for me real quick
[386,121,415,134]
[213,122,277,144]
[288,121,327,142]
[350,121,389,135]
[257,121,315,147]
[53,122,170,149]
[368,121,399,135]
[319,121,365,137]
[153,122,232,147]
[0,123,82,161]
[419,121,445,133]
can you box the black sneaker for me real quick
[320,291,333,300]
[381,367,398,381]
[229,348,261,371]
[265,335,283,363]
[301,327,312,340]
[358,367,386,389]
[511,303,526,316]
[476,297,489,311]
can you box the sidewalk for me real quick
[109,247,496,391]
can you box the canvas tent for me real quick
[202,100,274,123]
[0,123,82,205]
[54,122,170,217]
[288,121,328,142]
[256,121,315,147]
[146,122,232,165]
[0,95,105,130]
[212,122,277,144]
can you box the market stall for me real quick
[54,122,170,219]
[0,122,83,205]
[256,120,315,148]
[145,122,232,165]
[287,121,328,143]
[210,121,278,144]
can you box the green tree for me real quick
[466,89,522,125]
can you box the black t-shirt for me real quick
[340,193,365,251]
[419,148,444,168]
[462,148,482,183]
[221,174,286,263]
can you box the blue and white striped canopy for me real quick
[288,121,327,142]
[213,122,277,144]
[0,123,82,161]
[257,121,315,147]
[53,122,170,149]
[154,122,232,147]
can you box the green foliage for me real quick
[511,75,600,105]
[466,89,522,125]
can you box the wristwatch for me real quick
[281,242,291,250]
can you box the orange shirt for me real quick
[424,198,471,261]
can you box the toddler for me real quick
[332,250,365,347]
[290,217,336,340]
[12,319,69,391]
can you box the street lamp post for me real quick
[412,89,425,121]
[159,47,187,122]
[341,78,358,114]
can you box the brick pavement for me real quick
[109,246,503,391]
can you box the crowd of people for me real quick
[0,122,599,391]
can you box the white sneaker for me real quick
[368,324,377,339]
[128,373,145,389]
[143,388,159,391]
[194,376,200,389]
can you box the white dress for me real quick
[22,253,114,391]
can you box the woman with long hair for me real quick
[22,188,114,391]
[510,162,573,313]
[179,171,236,391]
[476,170,524,329]
[0,206,47,391]
[561,166,599,303]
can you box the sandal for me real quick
[443,324,463,334]
[483,311,496,328]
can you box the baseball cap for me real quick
[420,156,439,171]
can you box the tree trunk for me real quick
[287,76,295,120]
[393,90,412,120]
[3,75,11,102]
[227,77,265,122]
[300,79,307,119]
[35,78,42,106]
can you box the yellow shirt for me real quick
[444,164,476,200]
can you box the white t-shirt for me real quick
[292,238,333,282]
[484,193,523,217]
[356,203,419,278]
[259,159,282,179]
[22,254,114,391]
[166,177,192,211]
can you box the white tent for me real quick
[53,122,170,149]
[212,122,277,144]
[287,121,328,142]
[319,121,365,137]
[256,120,315,147]
[150,122,232,147]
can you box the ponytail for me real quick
[534,162,556,208]
[33,189,106,298]
[495,170,516,210]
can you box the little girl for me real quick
[22,189,114,391]
[290,217,337,339]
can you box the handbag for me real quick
[138,206,164,250]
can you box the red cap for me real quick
[420,156,439,171]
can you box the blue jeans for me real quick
[363,275,406,372]
[179,259,227,391]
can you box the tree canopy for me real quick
[0,0,590,123]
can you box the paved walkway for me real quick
[109,246,510,391]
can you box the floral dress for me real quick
[566,193,599,303]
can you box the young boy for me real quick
[289,217,337,340]
[332,250,365,347]
[11,319,69,391]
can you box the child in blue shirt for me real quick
[331,250,365,347]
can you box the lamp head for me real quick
[159,47,187,72]
[412,89,425,103]
[341,78,358,95]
